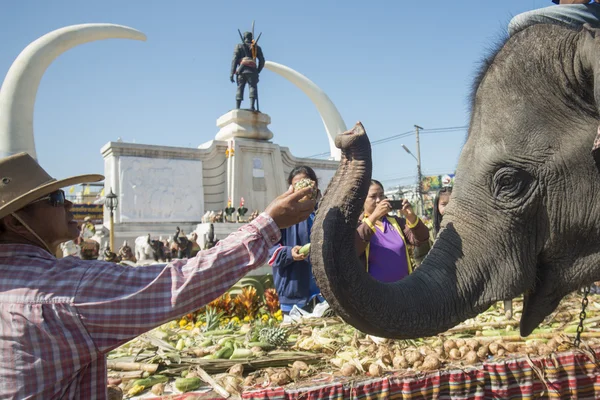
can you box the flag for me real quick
[100,188,105,197]
[69,186,75,194]
[83,185,90,195]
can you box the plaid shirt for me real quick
[0,213,280,399]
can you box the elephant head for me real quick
[311,24,600,339]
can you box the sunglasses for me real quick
[30,190,66,207]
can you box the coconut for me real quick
[455,339,466,348]
[503,342,518,353]
[413,360,423,369]
[465,339,480,350]
[393,355,409,369]
[404,350,423,365]
[369,363,383,377]
[488,342,503,355]
[421,355,441,371]
[477,344,489,358]
[443,339,457,354]
[464,350,479,364]
[289,367,301,380]
[459,345,470,358]
[340,364,357,376]
[228,363,244,377]
[448,348,462,360]
[270,372,291,386]
[107,385,123,400]
[292,361,309,371]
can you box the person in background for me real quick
[356,180,429,283]
[0,152,315,399]
[268,166,323,314]
[433,186,453,239]
[509,0,600,37]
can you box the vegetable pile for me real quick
[106,278,600,399]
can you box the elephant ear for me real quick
[580,25,600,172]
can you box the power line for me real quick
[305,125,468,159]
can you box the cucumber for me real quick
[203,329,234,337]
[247,341,275,350]
[214,346,234,359]
[229,348,254,359]
[175,377,203,392]
[132,374,169,388]
[199,338,213,347]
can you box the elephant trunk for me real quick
[311,123,488,339]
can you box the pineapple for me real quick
[264,288,281,315]
[202,306,223,332]
[259,326,289,347]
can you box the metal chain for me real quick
[574,285,590,348]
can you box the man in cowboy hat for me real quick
[0,152,316,399]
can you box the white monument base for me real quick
[216,110,273,141]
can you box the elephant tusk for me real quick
[0,23,146,160]
[264,61,345,161]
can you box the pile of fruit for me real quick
[107,284,600,399]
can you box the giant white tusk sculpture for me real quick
[264,61,345,161]
[0,24,147,160]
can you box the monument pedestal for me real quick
[216,109,274,141]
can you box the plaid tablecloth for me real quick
[145,348,600,399]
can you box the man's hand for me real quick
[230,75,235,83]
[291,245,307,261]
[265,186,316,229]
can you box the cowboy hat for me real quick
[0,152,103,220]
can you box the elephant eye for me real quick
[493,167,531,199]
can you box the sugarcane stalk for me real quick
[447,320,520,333]
[106,361,158,373]
[194,366,231,399]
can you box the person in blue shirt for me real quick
[509,0,600,37]
[268,166,323,314]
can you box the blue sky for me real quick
[1,0,547,190]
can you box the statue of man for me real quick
[230,31,265,111]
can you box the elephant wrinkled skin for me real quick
[311,24,600,339]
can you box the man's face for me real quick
[17,191,79,247]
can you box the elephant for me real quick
[173,227,191,259]
[135,234,168,263]
[311,24,600,340]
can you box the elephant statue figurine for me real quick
[173,227,191,259]
[312,24,600,340]
[135,234,154,263]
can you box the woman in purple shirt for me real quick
[356,180,430,283]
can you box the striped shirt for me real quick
[0,213,280,399]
